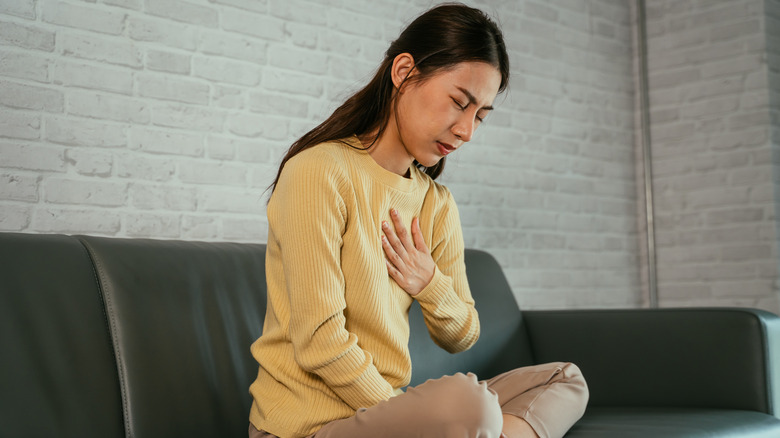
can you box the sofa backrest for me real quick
[0,233,124,438]
[408,248,535,385]
[79,235,267,438]
[1,233,533,438]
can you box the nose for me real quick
[452,115,475,143]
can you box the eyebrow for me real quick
[456,86,494,111]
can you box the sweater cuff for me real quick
[316,344,395,410]
[414,266,452,304]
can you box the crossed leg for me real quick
[249,362,588,438]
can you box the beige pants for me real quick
[250,362,588,438]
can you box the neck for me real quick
[363,119,414,177]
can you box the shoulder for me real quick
[432,179,456,205]
[415,172,462,236]
[279,140,356,185]
[271,142,354,214]
[413,167,456,207]
[286,140,349,170]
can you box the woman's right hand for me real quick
[381,209,435,296]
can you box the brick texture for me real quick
[645,0,780,312]
[0,0,714,311]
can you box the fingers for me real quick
[381,232,402,267]
[411,217,429,252]
[382,219,408,259]
[380,210,435,296]
[381,211,413,286]
[383,210,428,256]
[389,208,411,248]
[384,257,404,283]
[381,233,407,287]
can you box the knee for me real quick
[560,362,589,415]
[415,373,503,436]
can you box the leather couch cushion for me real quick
[79,236,266,438]
[0,233,124,438]
[568,407,780,437]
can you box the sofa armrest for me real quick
[522,308,780,417]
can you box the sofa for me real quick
[2,232,780,438]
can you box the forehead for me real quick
[428,62,502,105]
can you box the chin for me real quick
[416,156,442,169]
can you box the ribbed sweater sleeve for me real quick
[270,151,396,410]
[414,191,480,353]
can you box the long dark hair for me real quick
[269,2,510,192]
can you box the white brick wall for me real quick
[646,0,780,313]
[442,0,640,309]
[0,0,640,310]
[768,0,780,315]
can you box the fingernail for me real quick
[382,221,388,228]
[391,209,398,216]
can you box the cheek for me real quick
[398,90,455,137]
[430,105,459,132]
[415,98,454,131]
[399,95,431,134]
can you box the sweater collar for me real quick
[344,136,420,193]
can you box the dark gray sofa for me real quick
[2,232,780,437]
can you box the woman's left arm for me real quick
[382,192,479,353]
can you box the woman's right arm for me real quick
[268,151,396,410]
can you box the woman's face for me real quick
[394,61,502,168]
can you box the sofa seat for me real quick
[568,407,780,437]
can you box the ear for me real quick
[390,53,416,91]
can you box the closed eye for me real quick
[452,98,467,110]
[453,98,487,123]
[454,86,494,123]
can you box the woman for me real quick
[248,3,588,438]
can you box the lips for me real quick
[437,141,456,156]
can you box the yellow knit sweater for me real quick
[248,137,480,438]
